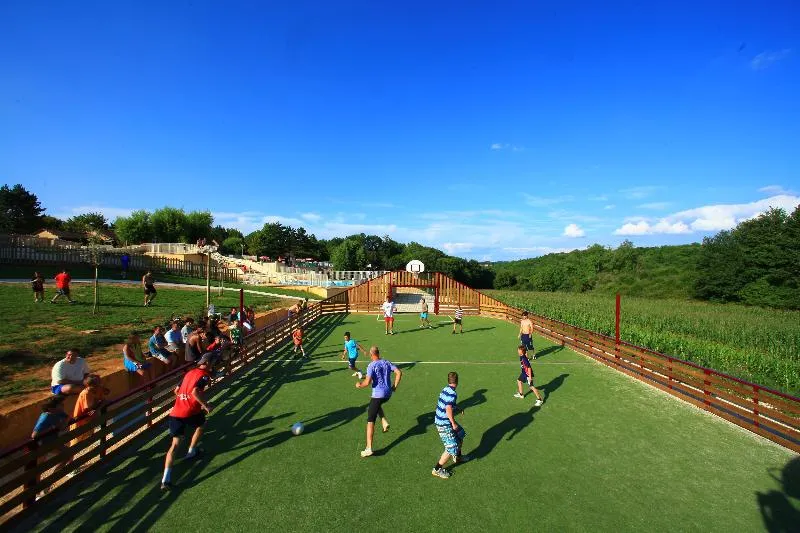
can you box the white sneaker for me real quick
[513,393,525,399]
[432,467,451,479]
[352,372,359,377]
[357,372,363,379]
[535,399,543,407]
[360,448,373,458]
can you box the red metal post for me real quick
[615,293,621,346]
[239,288,244,331]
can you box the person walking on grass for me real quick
[452,305,464,334]
[161,353,214,491]
[419,298,433,329]
[356,346,402,457]
[31,271,44,302]
[121,253,130,279]
[519,311,534,357]
[342,331,365,379]
[292,326,306,358]
[432,371,470,479]
[51,269,74,304]
[514,345,543,406]
[143,270,157,306]
[381,296,397,335]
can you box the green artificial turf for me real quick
[17,314,798,532]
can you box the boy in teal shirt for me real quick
[342,331,365,379]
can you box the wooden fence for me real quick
[329,271,800,453]
[0,245,239,282]
[0,304,318,525]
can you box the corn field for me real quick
[488,290,800,397]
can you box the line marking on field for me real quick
[259,359,591,365]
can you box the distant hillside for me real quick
[491,242,702,299]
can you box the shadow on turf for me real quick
[469,374,569,461]
[534,345,565,359]
[20,313,348,533]
[375,388,488,456]
[757,455,800,533]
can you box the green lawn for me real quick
[0,283,280,399]
[16,314,798,532]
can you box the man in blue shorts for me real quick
[419,298,433,329]
[432,371,470,479]
[356,346,402,457]
[342,331,365,379]
[519,311,534,355]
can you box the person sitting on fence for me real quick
[165,321,185,356]
[180,317,195,344]
[148,326,177,369]
[123,332,154,381]
[186,328,206,363]
[288,301,301,318]
[228,307,238,324]
[31,271,45,303]
[300,298,309,314]
[51,269,75,304]
[228,320,243,348]
[69,374,110,475]
[51,349,91,395]
[31,395,70,497]
[207,303,216,318]
[245,307,255,331]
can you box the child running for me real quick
[342,331,365,379]
[452,305,464,334]
[514,344,543,406]
[432,371,470,479]
[292,326,306,358]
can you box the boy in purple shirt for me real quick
[355,346,403,457]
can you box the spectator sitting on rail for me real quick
[300,298,309,314]
[245,307,255,331]
[288,301,301,318]
[148,326,177,369]
[229,320,243,347]
[70,374,110,475]
[185,328,206,363]
[123,332,154,382]
[165,321,185,355]
[180,318,195,344]
[207,303,216,318]
[51,349,91,395]
[228,307,238,324]
[31,395,70,497]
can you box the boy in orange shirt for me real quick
[292,326,306,358]
[69,374,110,476]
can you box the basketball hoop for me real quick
[406,260,424,273]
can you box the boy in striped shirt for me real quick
[514,345,544,406]
[451,306,464,334]
[432,372,470,479]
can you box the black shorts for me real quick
[519,371,534,383]
[454,318,462,325]
[168,413,206,437]
[367,397,390,423]
[57,288,70,296]
[144,284,156,295]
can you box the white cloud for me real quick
[53,205,135,221]
[759,185,795,196]
[613,194,800,235]
[300,212,321,222]
[490,143,524,151]
[637,202,671,210]
[619,186,664,200]
[524,194,573,207]
[750,49,791,70]
[604,204,616,210]
[441,242,474,254]
[490,143,505,150]
[563,223,585,238]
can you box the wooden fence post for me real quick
[703,369,711,408]
[22,440,39,509]
[753,385,760,428]
[98,405,108,459]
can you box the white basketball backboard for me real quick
[406,260,425,273]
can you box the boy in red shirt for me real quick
[51,269,75,304]
[161,354,214,490]
[292,326,306,358]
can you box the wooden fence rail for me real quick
[0,302,319,525]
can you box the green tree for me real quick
[150,207,188,242]
[331,238,367,270]
[40,215,64,231]
[221,236,245,255]
[185,210,214,243]
[0,184,45,234]
[114,210,153,245]
[494,270,518,289]
[64,212,109,233]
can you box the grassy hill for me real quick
[491,242,702,299]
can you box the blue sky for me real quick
[1,1,798,260]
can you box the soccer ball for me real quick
[291,422,305,436]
